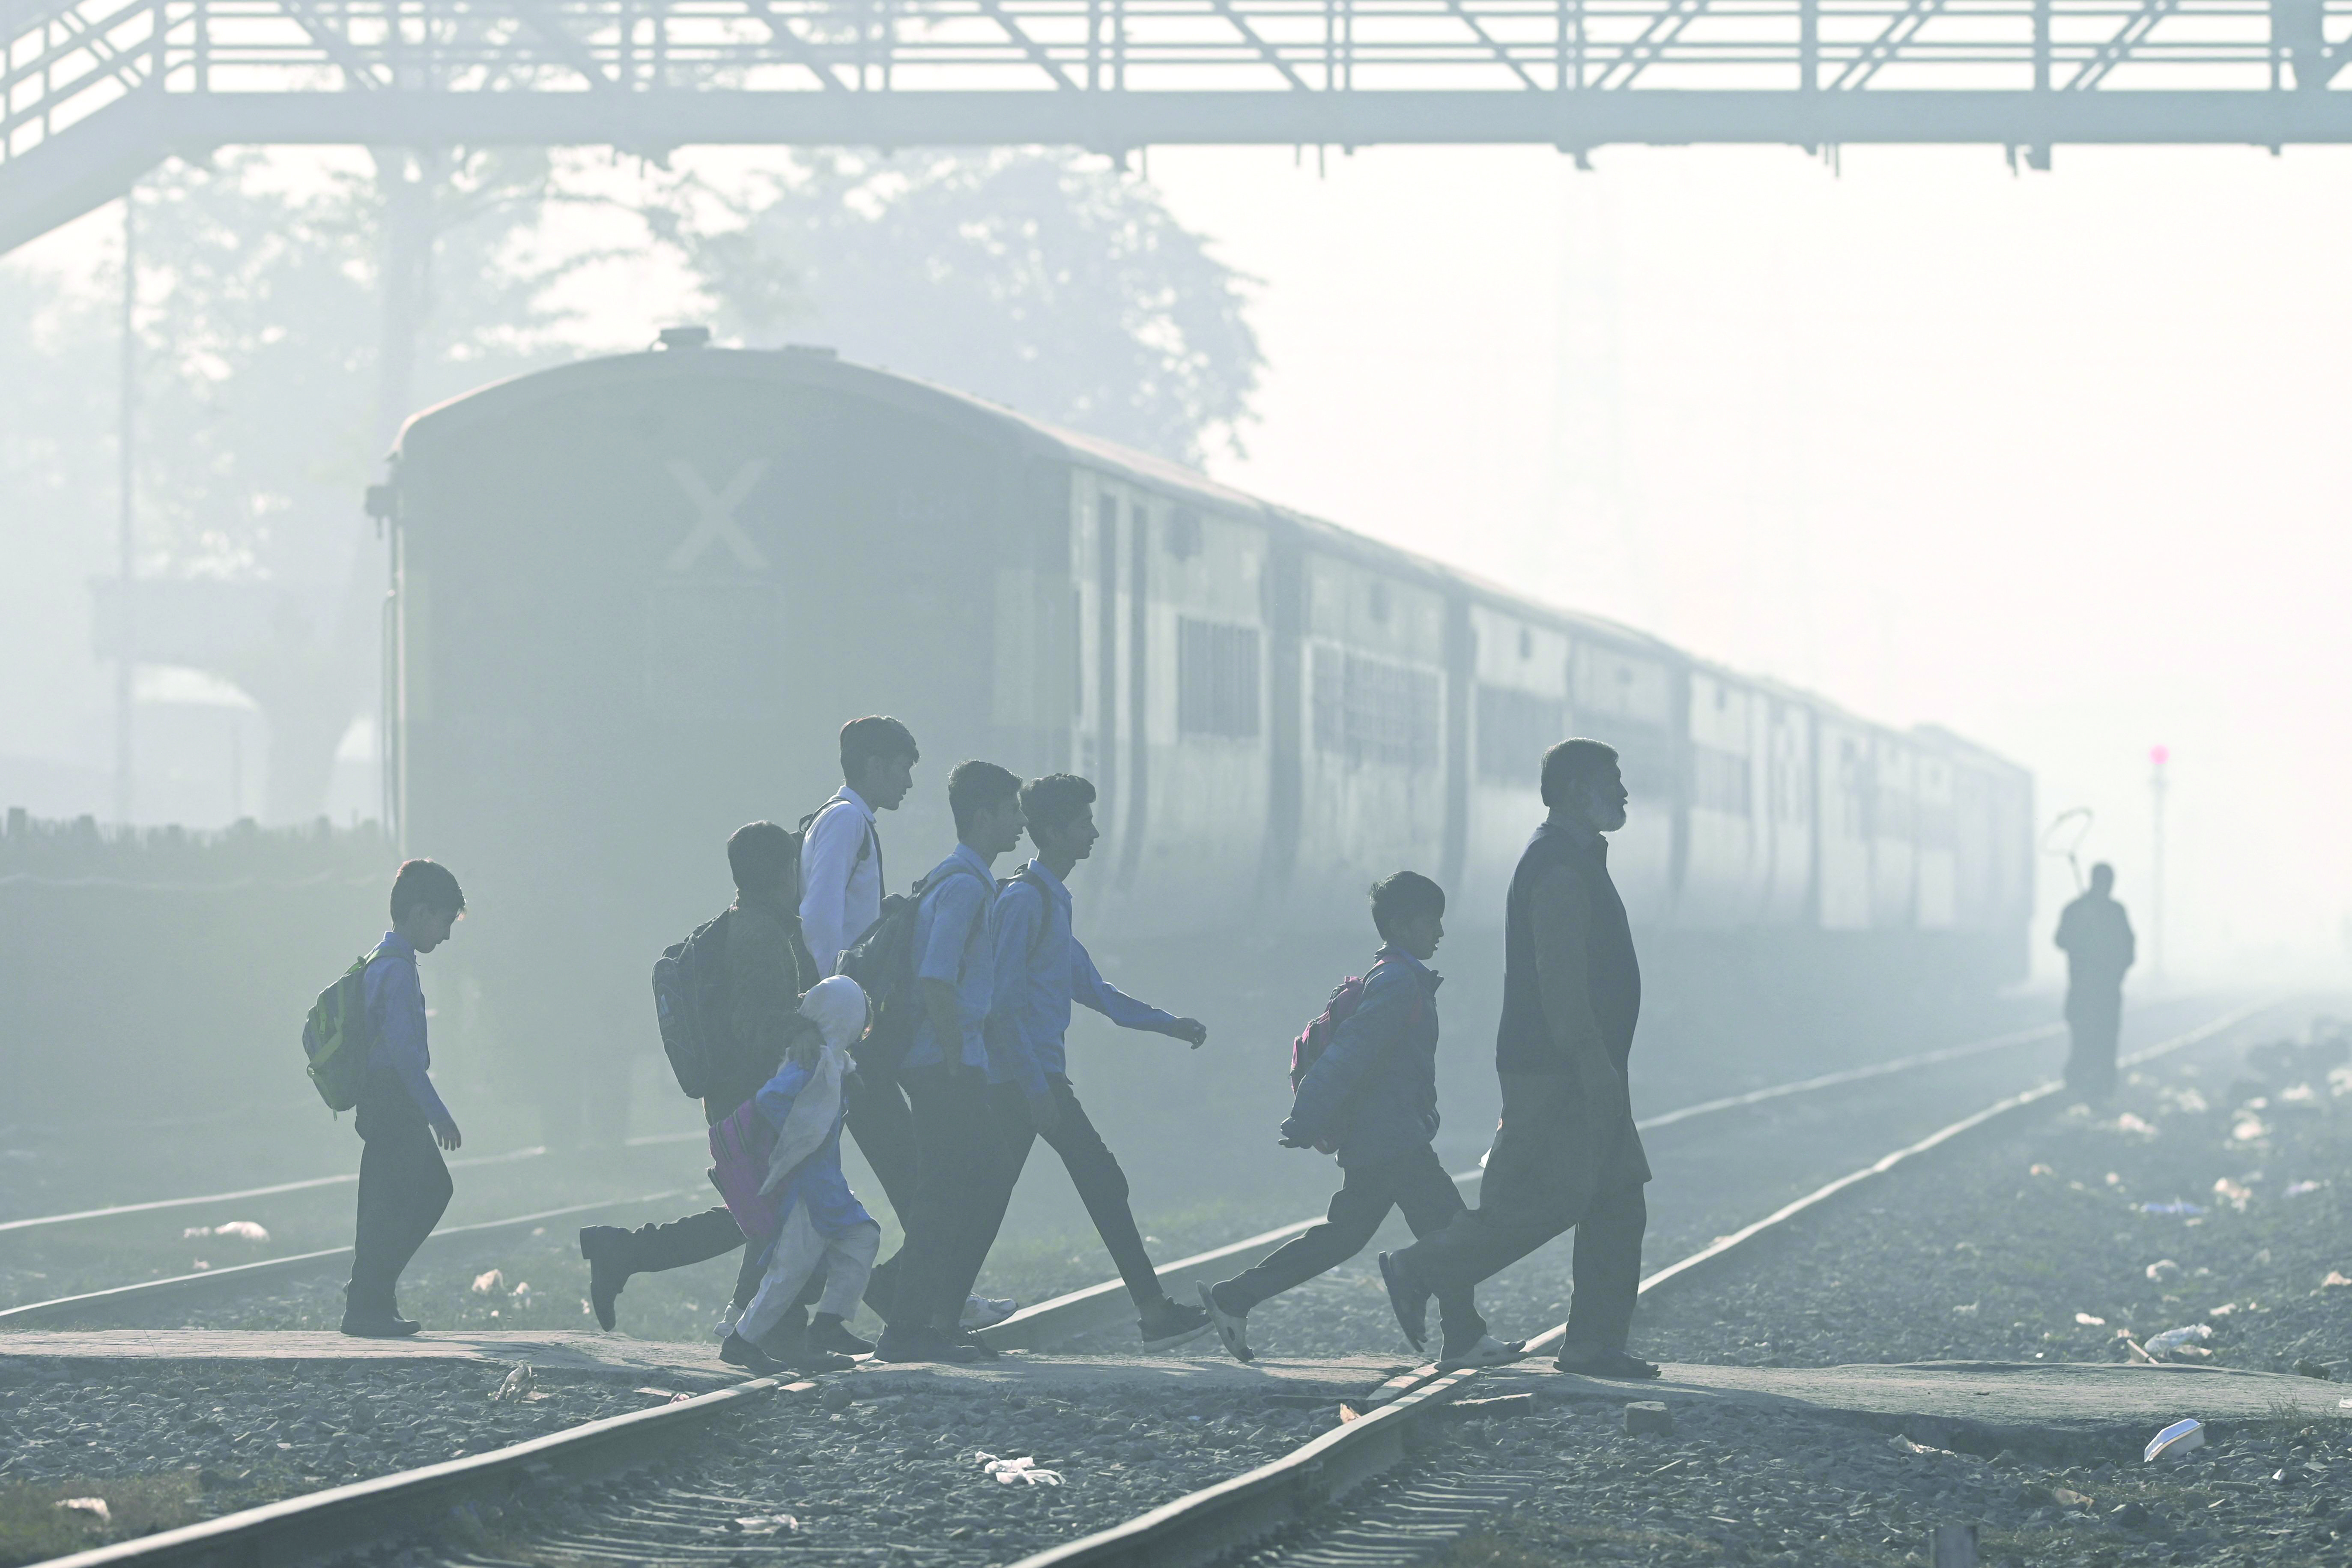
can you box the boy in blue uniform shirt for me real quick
[343,858,466,1338]
[1199,872,1522,1372]
[965,774,1213,1351]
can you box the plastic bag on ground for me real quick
[2145,1418,2205,1462]
[976,1451,1063,1486]
[491,1363,536,1402]
[2142,1324,2214,1359]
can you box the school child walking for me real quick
[342,859,467,1338]
[1198,872,1524,1373]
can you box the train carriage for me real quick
[379,339,2033,1123]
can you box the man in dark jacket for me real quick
[579,821,828,1373]
[1198,873,1522,1373]
[2056,863,2135,1102]
[1379,738,1657,1380]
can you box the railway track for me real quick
[17,998,2279,1568]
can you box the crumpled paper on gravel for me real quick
[976,1452,1063,1486]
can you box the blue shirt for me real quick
[901,844,998,1073]
[363,931,452,1125]
[984,860,1179,1098]
[1283,946,1442,1168]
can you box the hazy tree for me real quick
[652,150,1263,466]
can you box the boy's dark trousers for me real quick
[349,1065,454,1315]
[1219,1144,1486,1348]
[884,1062,998,1332]
[966,1077,1161,1310]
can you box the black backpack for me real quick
[652,909,734,1099]
[839,860,989,1072]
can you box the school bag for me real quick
[1287,959,1425,1152]
[301,945,387,1112]
[838,860,990,1071]
[652,910,734,1099]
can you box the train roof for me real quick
[394,343,2018,772]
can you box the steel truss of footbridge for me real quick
[6,0,2352,251]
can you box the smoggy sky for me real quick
[1141,142,2352,988]
[8,141,2347,987]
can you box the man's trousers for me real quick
[884,1063,999,1332]
[1391,1071,1648,1353]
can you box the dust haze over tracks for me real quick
[14,999,2282,1568]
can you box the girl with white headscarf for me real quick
[730,976,881,1367]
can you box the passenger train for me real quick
[378,337,2033,1097]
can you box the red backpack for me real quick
[1289,960,1427,1092]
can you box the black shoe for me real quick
[873,1326,983,1364]
[579,1225,632,1331]
[1438,1335,1529,1372]
[954,1327,1002,1361]
[1138,1297,1213,1352]
[339,1311,421,1339]
[1198,1281,1254,1365]
[719,1332,790,1377]
[1553,1347,1661,1380]
[809,1313,874,1357]
[791,1349,856,1374]
[1378,1251,1429,1353]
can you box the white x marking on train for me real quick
[663,458,771,573]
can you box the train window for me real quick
[1313,646,1439,770]
[1368,583,1391,625]
[1517,627,1534,660]
[1178,618,1261,739]
[1691,745,1752,817]
[1167,509,1203,561]
[1476,685,1565,786]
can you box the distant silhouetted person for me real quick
[1378,738,1658,1380]
[2056,862,2135,1102]
[343,858,465,1338]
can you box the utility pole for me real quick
[2149,744,2169,987]
[114,185,137,828]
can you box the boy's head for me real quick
[1370,871,1446,960]
[389,858,465,952]
[840,716,919,811]
[1020,774,1099,863]
[949,760,1026,856]
[727,820,796,898]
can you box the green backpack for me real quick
[302,947,385,1111]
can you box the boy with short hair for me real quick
[873,760,1026,1365]
[970,774,1213,1352]
[343,858,466,1338]
[1197,872,1522,1372]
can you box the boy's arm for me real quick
[985,884,1053,1103]
[1070,938,1202,1044]
[797,802,854,977]
[367,955,455,1134]
[1283,965,1409,1146]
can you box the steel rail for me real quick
[1005,996,2280,1568]
[0,1146,552,1234]
[0,1188,693,1327]
[33,1369,804,1568]
[979,1012,2070,1349]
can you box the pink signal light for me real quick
[2150,744,2170,767]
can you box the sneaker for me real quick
[1197,1281,1254,1365]
[953,1327,1002,1362]
[1377,1251,1429,1353]
[1553,1347,1661,1380]
[578,1225,631,1332]
[1138,1296,1213,1353]
[338,1310,421,1339]
[719,1332,789,1377]
[808,1314,874,1357]
[709,1303,743,1344]
[873,1325,984,1365]
[1438,1335,1529,1372]
[960,1293,1018,1330]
